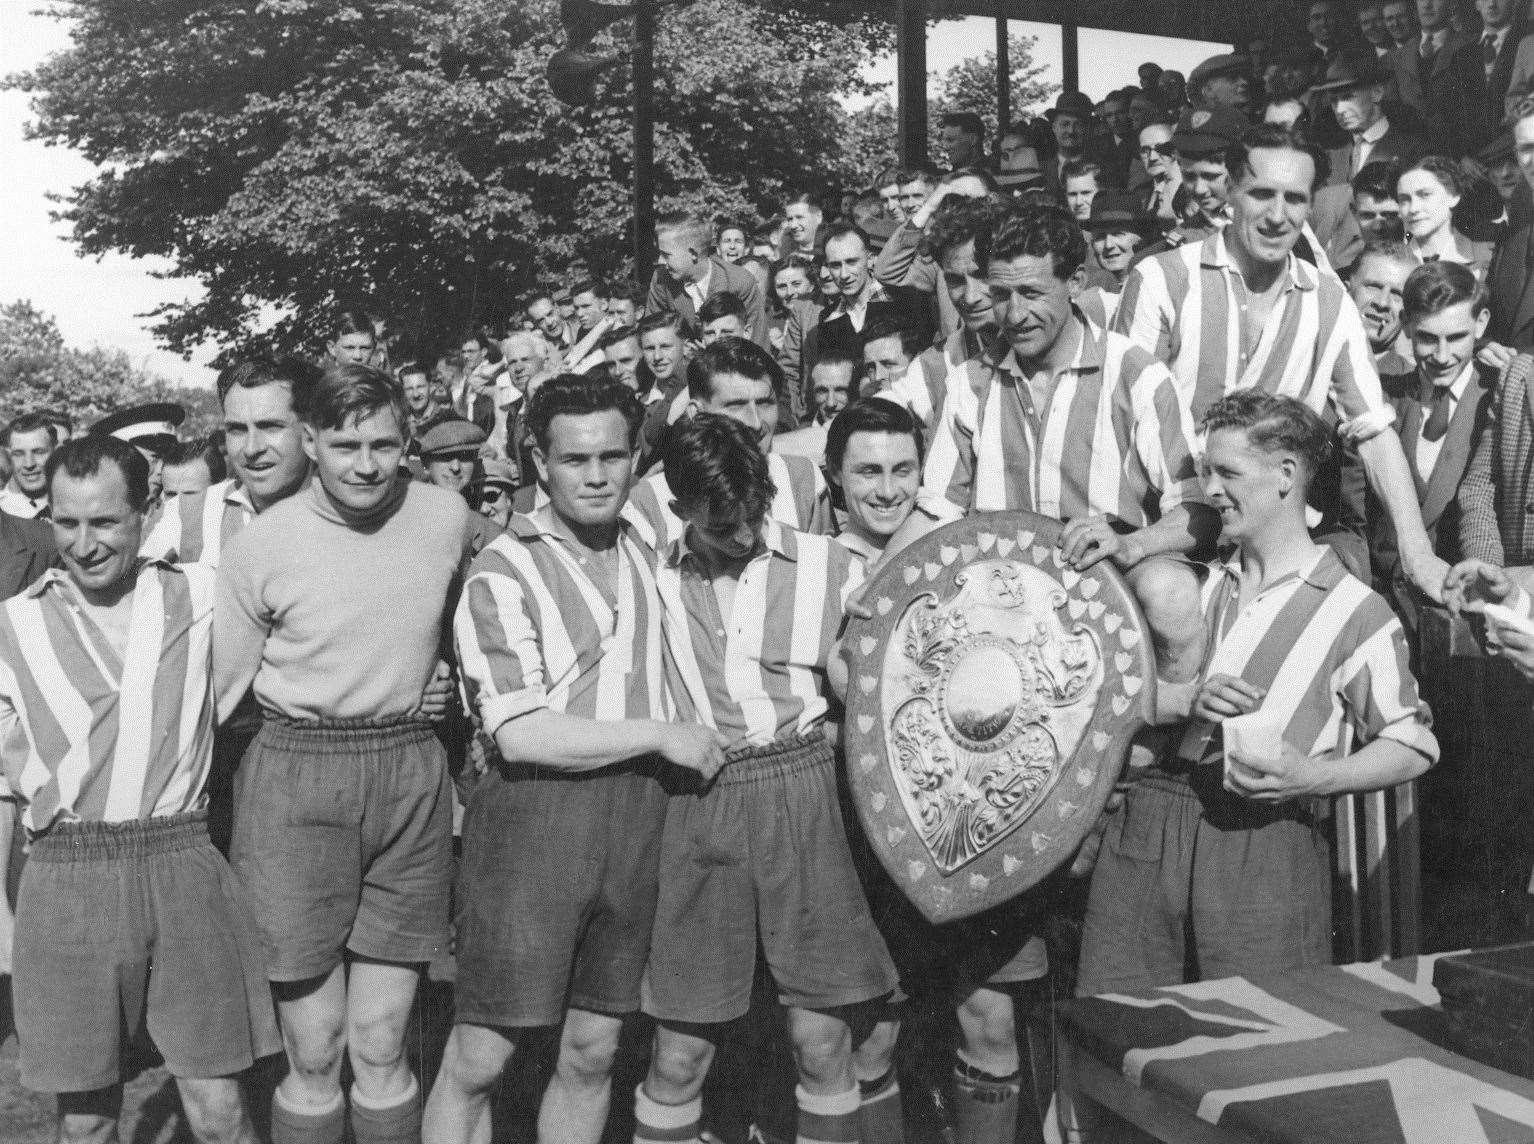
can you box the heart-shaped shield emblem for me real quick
[843,511,1154,921]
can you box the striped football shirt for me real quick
[1177,546,1437,767]
[0,561,216,833]
[624,451,831,550]
[454,509,668,733]
[140,478,255,566]
[656,519,862,746]
[1113,230,1394,434]
[923,314,1205,524]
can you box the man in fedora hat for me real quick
[1046,91,1118,194]
[1313,54,1425,184]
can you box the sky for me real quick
[1,6,1223,389]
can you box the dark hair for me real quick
[819,220,871,254]
[716,217,748,238]
[327,308,376,344]
[895,164,942,187]
[3,411,58,449]
[1356,237,1414,269]
[1399,153,1465,199]
[698,291,748,326]
[396,360,430,382]
[597,323,640,352]
[215,355,320,405]
[1200,390,1332,480]
[162,435,229,483]
[1061,159,1103,184]
[876,164,903,189]
[298,363,408,433]
[809,350,859,394]
[1228,124,1325,192]
[782,190,822,213]
[45,433,151,512]
[660,413,775,526]
[860,316,927,364]
[941,111,985,139]
[570,279,608,301]
[524,372,645,452]
[1351,158,1403,202]
[1401,259,1489,323]
[636,310,686,339]
[459,328,503,364]
[607,279,647,307]
[979,202,1087,279]
[922,196,999,263]
[825,398,926,477]
[688,336,783,402]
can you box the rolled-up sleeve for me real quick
[453,569,548,734]
[1337,608,1439,766]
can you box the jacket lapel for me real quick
[1420,370,1489,529]
[1512,226,1534,343]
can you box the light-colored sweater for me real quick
[214,477,470,722]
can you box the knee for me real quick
[441,1029,512,1096]
[558,1021,621,1087]
[791,1021,852,1087]
[649,1036,712,1093]
[287,1020,347,1082]
[957,992,1018,1069]
[179,1083,246,1144]
[853,1019,898,1077]
[1127,559,1200,634]
[348,1010,406,1075]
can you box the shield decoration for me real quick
[842,510,1155,922]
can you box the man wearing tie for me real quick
[1474,0,1523,139]
[1374,261,1495,627]
[1393,0,1483,156]
[1316,55,1425,185]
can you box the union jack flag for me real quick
[1056,956,1534,1143]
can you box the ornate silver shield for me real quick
[843,511,1154,922]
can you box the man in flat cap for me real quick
[1314,54,1425,185]
[418,417,500,555]
[1189,53,1253,114]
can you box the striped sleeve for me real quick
[139,499,185,561]
[454,553,547,734]
[1128,354,1206,517]
[0,655,25,802]
[923,362,980,511]
[1333,600,1439,765]
[1111,257,1176,364]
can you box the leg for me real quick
[346,958,424,1144]
[786,1007,860,1144]
[274,967,348,1110]
[175,1076,259,1144]
[952,988,1021,1144]
[851,1017,903,1144]
[1125,559,1205,720]
[538,1008,623,1144]
[57,1087,122,1144]
[634,1023,717,1144]
[271,967,348,1144]
[423,1023,519,1144]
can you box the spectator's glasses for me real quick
[481,487,510,503]
[1139,142,1176,158]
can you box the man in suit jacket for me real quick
[646,211,768,349]
[1374,262,1495,628]
[1487,103,1534,350]
[1393,0,1486,156]
[779,222,934,403]
[1472,0,1523,139]
[1315,55,1427,185]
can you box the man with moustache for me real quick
[424,374,727,1144]
[0,435,280,1144]
[215,364,474,1144]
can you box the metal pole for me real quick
[1061,21,1079,95]
[995,14,1010,135]
[632,0,656,280]
[896,0,928,167]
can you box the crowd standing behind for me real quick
[13,3,1534,1142]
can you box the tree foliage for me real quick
[0,301,219,434]
[928,32,1059,147]
[11,0,892,360]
